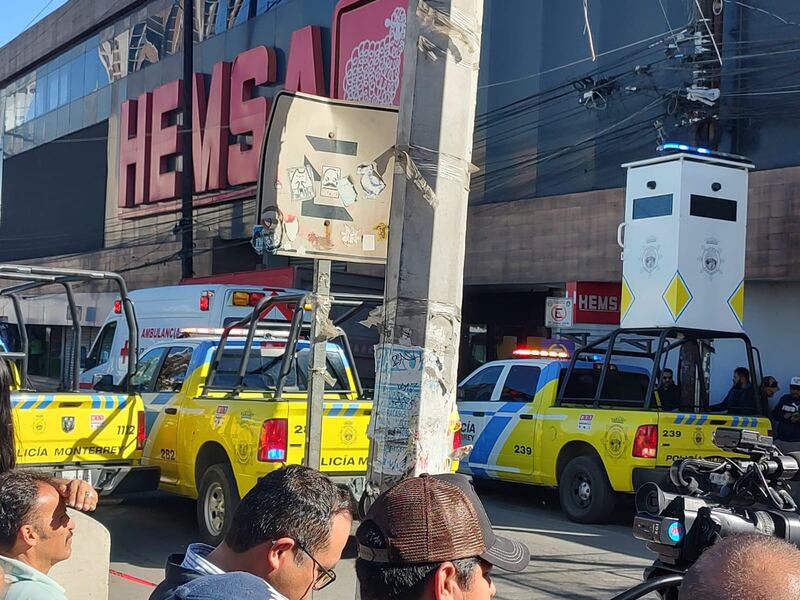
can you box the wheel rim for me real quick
[572,473,592,510]
[204,482,225,537]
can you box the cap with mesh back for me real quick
[357,473,529,572]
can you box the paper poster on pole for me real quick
[255,91,398,264]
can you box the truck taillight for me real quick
[633,425,658,459]
[453,426,462,451]
[137,410,146,451]
[114,299,122,314]
[259,419,288,462]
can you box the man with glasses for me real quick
[356,473,529,600]
[150,465,351,600]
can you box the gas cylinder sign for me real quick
[546,297,574,328]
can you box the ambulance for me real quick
[80,284,301,389]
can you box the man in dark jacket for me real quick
[657,368,680,411]
[149,465,353,600]
[715,367,757,415]
[771,377,800,443]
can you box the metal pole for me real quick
[364,0,484,496]
[180,0,194,279]
[304,259,331,470]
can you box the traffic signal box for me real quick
[619,153,753,333]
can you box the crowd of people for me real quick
[3,354,800,599]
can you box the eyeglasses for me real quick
[296,540,336,591]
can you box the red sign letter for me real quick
[149,81,183,202]
[118,93,152,207]
[285,26,325,95]
[193,61,231,193]
[228,46,276,186]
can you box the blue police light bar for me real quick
[657,142,751,164]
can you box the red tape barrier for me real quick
[109,569,157,588]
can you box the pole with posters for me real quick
[363,0,485,499]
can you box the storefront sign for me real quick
[566,281,621,325]
[117,0,407,214]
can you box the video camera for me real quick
[612,428,800,600]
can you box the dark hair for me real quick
[734,367,750,381]
[0,471,54,550]
[355,520,478,600]
[225,465,352,556]
[0,358,16,473]
[662,368,674,376]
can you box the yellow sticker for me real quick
[373,222,389,241]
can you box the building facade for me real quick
[2,0,800,384]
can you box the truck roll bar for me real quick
[204,292,382,398]
[0,265,139,392]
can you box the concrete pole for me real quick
[364,0,484,495]
[304,259,331,470]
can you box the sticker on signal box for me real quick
[578,413,594,432]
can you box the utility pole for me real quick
[364,0,484,497]
[304,259,332,470]
[180,0,194,279]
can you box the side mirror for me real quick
[93,374,115,392]
[456,387,466,401]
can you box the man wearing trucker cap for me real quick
[355,473,529,599]
[771,377,800,444]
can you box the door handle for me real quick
[520,414,534,420]
[164,407,178,415]
[472,411,485,417]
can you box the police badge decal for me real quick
[61,416,75,434]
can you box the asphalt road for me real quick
[96,483,658,600]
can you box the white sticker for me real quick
[578,413,594,432]
[287,166,315,202]
[356,163,386,199]
[337,176,358,206]
[320,166,341,199]
[90,414,106,430]
[214,405,229,429]
[362,234,376,252]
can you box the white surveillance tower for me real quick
[618,152,753,333]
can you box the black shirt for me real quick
[657,383,680,411]
[771,395,800,442]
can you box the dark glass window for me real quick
[459,366,503,402]
[500,366,540,402]
[633,194,673,219]
[690,194,737,222]
[69,55,85,102]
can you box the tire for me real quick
[197,464,240,545]
[558,455,616,523]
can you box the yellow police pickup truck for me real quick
[2,265,159,495]
[135,293,375,543]
[457,327,770,523]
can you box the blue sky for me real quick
[0,0,70,48]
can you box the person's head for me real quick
[678,534,800,599]
[220,465,353,600]
[0,357,15,473]
[0,471,75,574]
[761,376,779,398]
[790,377,800,398]
[356,474,529,600]
[733,367,750,387]
[661,368,674,386]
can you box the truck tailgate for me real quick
[320,401,371,473]
[12,393,142,465]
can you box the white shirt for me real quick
[180,543,288,600]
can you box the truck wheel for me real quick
[197,464,240,545]
[559,455,616,524]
